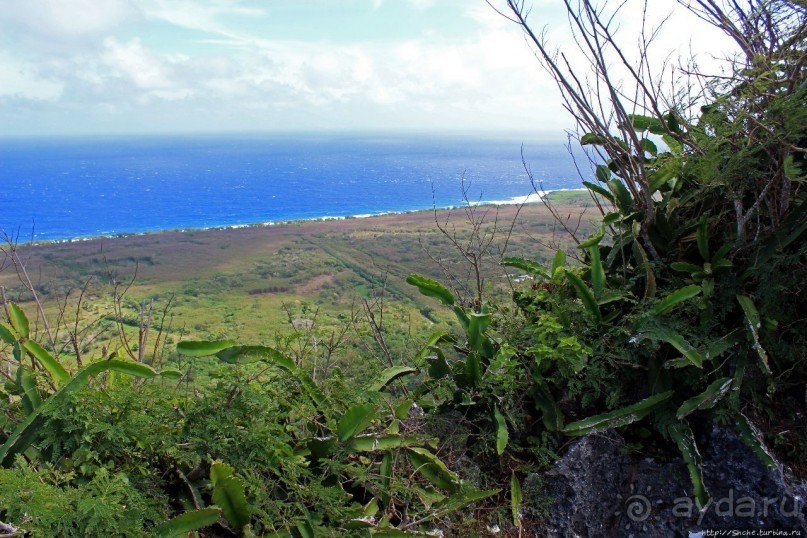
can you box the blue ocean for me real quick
[0,133,584,242]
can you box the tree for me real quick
[475,0,807,510]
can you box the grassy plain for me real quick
[0,192,594,363]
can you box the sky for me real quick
[0,0,731,137]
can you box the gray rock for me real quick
[541,426,806,537]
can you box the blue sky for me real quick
[0,1,727,136]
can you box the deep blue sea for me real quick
[0,133,584,242]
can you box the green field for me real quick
[1,197,594,366]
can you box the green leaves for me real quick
[210,462,251,531]
[369,366,418,392]
[649,285,701,317]
[405,274,454,306]
[494,407,508,455]
[565,271,601,322]
[642,327,704,368]
[216,345,294,368]
[177,340,327,409]
[176,339,237,357]
[580,133,609,146]
[22,340,70,386]
[696,216,710,261]
[405,447,459,493]
[0,359,158,466]
[588,246,605,298]
[154,508,222,537]
[595,164,611,183]
[562,391,673,437]
[669,421,708,509]
[338,403,377,442]
[676,378,732,419]
[0,323,15,344]
[736,295,771,374]
[510,474,522,527]
[8,303,29,339]
[501,257,549,278]
[211,462,251,532]
[735,413,777,469]
[628,114,665,134]
[577,226,605,248]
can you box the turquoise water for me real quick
[0,133,583,241]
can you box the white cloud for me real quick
[0,0,739,135]
[0,51,64,101]
[0,0,140,42]
[102,37,176,90]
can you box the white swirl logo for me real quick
[625,494,651,522]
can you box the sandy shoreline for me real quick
[16,189,587,248]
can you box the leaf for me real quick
[640,138,658,156]
[735,413,777,469]
[565,271,601,322]
[696,216,710,261]
[417,332,456,358]
[216,345,293,368]
[629,114,664,133]
[577,226,605,248]
[580,133,609,146]
[669,421,708,509]
[212,344,327,409]
[17,366,41,413]
[348,434,428,453]
[501,257,549,278]
[533,377,563,431]
[736,295,771,374]
[551,249,566,275]
[8,303,29,339]
[0,323,16,344]
[588,246,605,299]
[633,240,656,299]
[670,262,703,274]
[406,274,454,306]
[432,487,499,514]
[380,451,392,489]
[296,520,316,538]
[649,285,701,317]
[665,111,682,133]
[0,359,158,465]
[210,461,234,487]
[406,447,459,493]
[494,407,508,455]
[510,474,522,527]
[562,391,673,437]
[642,327,704,368]
[154,508,222,538]
[676,378,732,419]
[583,181,614,202]
[22,340,70,386]
[649,161,680,191]
[661,134,683,154]
[211,462,251,531]
[338,403,377,442]
[608,179,633,214]
[595,164,611,183]
[159,368,183,380]
[176,339,237,357]
[467,313,491,356]
[453,306,470,330]
[464,354,482,388]
[369,366,418,392]
[104,359,158,379]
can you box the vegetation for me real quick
[0,0,805,535]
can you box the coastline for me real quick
[17,188,586,247]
